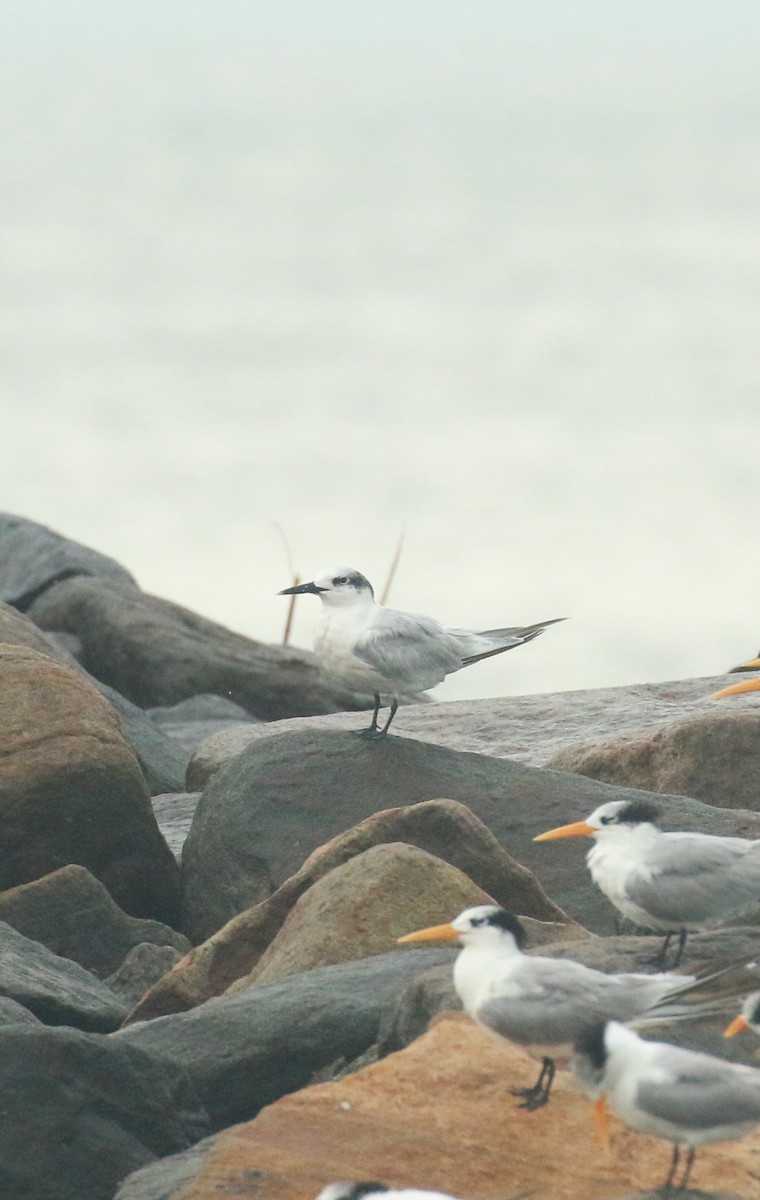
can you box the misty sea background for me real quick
[2,0,759,702]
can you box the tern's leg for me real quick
[637,929,688,971]
[670,928,688,969]
[662,1144,680,1190]
[677,1147,696,1190]
[379,697,399,736]
[357,695,382,738]
[510,1057,555,1110]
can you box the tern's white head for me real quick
[397,904,528,952]
[279,567,375,607]
[725,988,760,1038]
[534,799,662,844]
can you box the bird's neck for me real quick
[453,941,521,1012]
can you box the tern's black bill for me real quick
[278,581,323,595]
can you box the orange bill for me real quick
[534,820,595,842]
[594,1095,611,1151]
[713,678,760,699]
[397,923,460,945]
[724,1013,751,1037]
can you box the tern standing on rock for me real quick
[279,567,564,737]
[573,1019,760,1191]
[535,799,760,968]
[397,905,732,1111]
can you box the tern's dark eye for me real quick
[599,816,616,826]
[332,576,349,586]
[469,917,485,927]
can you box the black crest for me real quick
[485,909,528,950]
[616,799,661,826]
[574,1021,609,1071]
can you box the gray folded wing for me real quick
[353,611,469,689]
[623,835,760,927]
[637,1058,760,1130]
[476,960,673,1047]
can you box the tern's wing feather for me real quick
[353,610,465,689]
[637,1060,760,1130]
[625,835,760,926]
[476,959,670,1046]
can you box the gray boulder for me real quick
[180,728,760,940]
[0,512,138,608]
[97,683,192,795]
[115,947,455,1130]
[113,1135,219,1200]
[145,694,258,752]
[0,920,127,1031]
[0,1024,208,1200]
[0,865,189,978]
[106,944,186,1005]
[151,792,200,861]
[26,575,373,720]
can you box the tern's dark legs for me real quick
[663,1144,681,1190]
[678,1147,696,1190]
[358,696,399,739]
[638,928,688,970]
[509,1056,555,1111]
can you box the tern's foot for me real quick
[509,1085,549,1111]
[355,727,387,740]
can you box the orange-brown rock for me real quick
[169,1017,760,1200]
[235,843,492,989]
[126,799,577,1023]
[0,643,180,923]
[547,711,760,811]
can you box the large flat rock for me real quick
[185,673,755,787]
[116,1018,758,1200]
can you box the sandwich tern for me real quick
[573,1019,760,1190]
[279,567,563,736]
[535,799,760,968]
[397,904,729,1111]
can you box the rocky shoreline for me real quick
[0,512,758,1200]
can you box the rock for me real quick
[98,682,192,795]
[0,996,42,1028]
[0,865,189,978]
[546,711,760,811]
[180,728,760,940]
[184,674,758,787]
[0,598,82,665]
[151,792,200,861]
[237,843,494,990]
[145,694,258,753]
[26,574,374,720]
[0,511,138,608]
[106,944,186,1005]
[0,643,181,924]
[0,1023,208,1200]
[0,598,191,796]
[122,1017,759,1200]
[0,920,128,1031]
[113,1135,220,1200]
[129,798,577,1022]
[115,947,456,1130]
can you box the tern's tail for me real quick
[462,617,566,666]
[635,957,760,1029]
